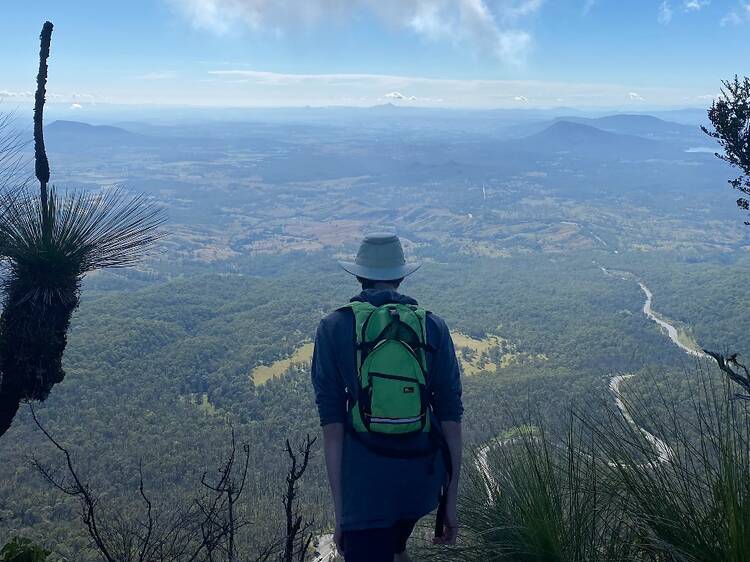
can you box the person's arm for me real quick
[429,316,464,545]
[435,420,462,545]
[322,422,345,547]
[310,319,348,547]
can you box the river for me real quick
[477,272,704,500]
[609,274,707,464]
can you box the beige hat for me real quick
[338,233,421,281]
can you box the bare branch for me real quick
[30,404,116,562]
[138,460,154,562]
[704,349,750,400]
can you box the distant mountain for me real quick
[45,120,145,150]
[649,108,711,127]
[367,102,401,111]
[514,121,673,160]
[554,114,700,141]
[503,113,703,146]
[47,120,136,137]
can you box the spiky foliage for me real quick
[595,374,750,562]
[1,187,163,303]
[0,188,163,436]
[599,379,750,562]
[429,424,637,562]
[702,76,750,223]
[0,112,28,191]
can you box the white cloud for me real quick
[658,1,673,24]
[721,2,750,25]
[684,0,709,10]
[0,90,33,98]
[199,68,709,108]
[383,92,422,102]
[168,0,542,65]
[70,103,83,110]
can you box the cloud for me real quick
[200,68,708,108]
[70,103,83,110]
[0,90,33,98]
[383,92,422,102]
[658,1,673,24]
[168,0,543,65]
[684,0,709,10]
[582,0,596,14]
[721,2,750,25]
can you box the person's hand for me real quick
[334,522,343,553]
[433,505,459,545]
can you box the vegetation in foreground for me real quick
[426,368,750,562]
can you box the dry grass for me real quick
[251,342,315,385]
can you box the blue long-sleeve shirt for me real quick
[311,289,463,530]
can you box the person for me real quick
[311,233,463,562]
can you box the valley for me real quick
[2,107,749,559]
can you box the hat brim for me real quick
[337,261,421,281]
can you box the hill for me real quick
[513,120,672,160]
[554,114,701,142]
[45,120,145,149]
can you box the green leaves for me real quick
[702,75,750,221]
[0,538,49,562]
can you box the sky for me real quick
[0,0,748,110]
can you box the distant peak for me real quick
[369,102,399,110]
[46,120,134,135]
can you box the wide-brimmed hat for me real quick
[338,233,421,281]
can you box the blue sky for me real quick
[1,0,748,109]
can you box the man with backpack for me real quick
[311,233,463,562]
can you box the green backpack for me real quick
[345,301,431,436]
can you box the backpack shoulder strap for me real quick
[339,302,377,345]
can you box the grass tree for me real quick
[0,21,164,437]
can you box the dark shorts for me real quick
[342,519,418,562]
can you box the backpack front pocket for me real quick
[368,372,425,434]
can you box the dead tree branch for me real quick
[704,349,750,400]
[282,435,317,562]
[31,408,253,562]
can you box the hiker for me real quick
[311,233,463,562]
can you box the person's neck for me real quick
[367,283,398,291]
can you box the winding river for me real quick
[608,273,706,465]
[638,282,706,359]
[477,271,706,501]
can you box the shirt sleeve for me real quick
[311,318,348,426]
[429,316,464,423]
